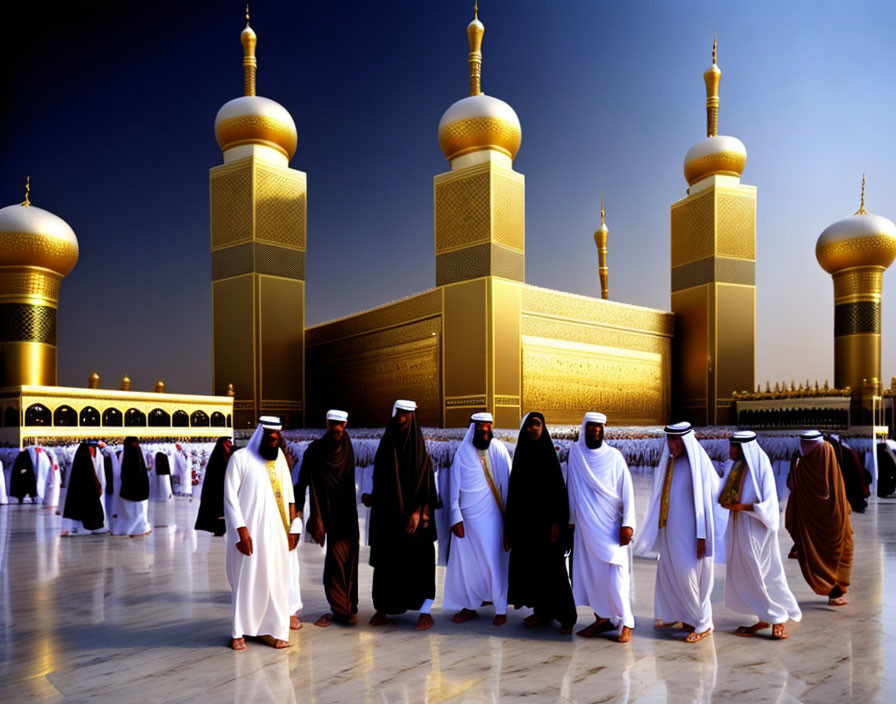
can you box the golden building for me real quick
[0,188,232,447]
[210,11,306,429]
[816,176,896,423]
[670,38,756,426]
[306,8,673,428]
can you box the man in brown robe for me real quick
[295,409,359,626]
[785,429,854,605]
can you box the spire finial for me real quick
[712,29,717,65]
[855,172,867,215]
[703,32,722,137]
[594,191,609,300]
[22,175,30,207]
[245,3,250,25]
[241,5,257,96]
[600,190,605,227]
[467,3,484,96]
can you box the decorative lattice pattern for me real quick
[255,167,306,250]
[833,268,883,303]
[438,116,521,160]
[492,171,525,252]
[834,301,880,336]
[435,169,491,253]
[210,166,253,249]
[716,192,756,260]
[670,189,715,267]
[671,256,755,291]
[212,243,305,280]
[0,303,57,344]
[0,271,61,301]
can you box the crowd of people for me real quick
[216,404,861,651]
[0,405,874,652]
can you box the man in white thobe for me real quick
[32,447,56,507]
[568,412,637,643]
[224,416,302,650]
[0,458,6,504]
[443,412,511,626]
[634,422,720,643]
[722,431,801,639]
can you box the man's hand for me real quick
[696,538,706,559]
[451,521,465,539]
[503,534,511,552]
[550,523,561,543]
[288,534,299,551]
[236,527,253,556]
[619,526,633,546]
[361,493,371,508]
[406,508,422,535]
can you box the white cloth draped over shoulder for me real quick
[634,430,721,633]
[722,440,801,625]
[567,417,637,627]
[442,423,512,614]
[223,426,295,642]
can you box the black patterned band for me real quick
[834,301,880,337]
[0,303,57,344]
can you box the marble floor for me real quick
[1,478,893,703]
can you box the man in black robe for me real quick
[295,410,359,627]
[368,400,438,630]
[195,437,234,536]
[61,442,105,533]
[505,412,577,634]
[9,449,38,504]
[826,434,871,513]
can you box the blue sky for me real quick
[3,0,895,394]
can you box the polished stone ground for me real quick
[1,478,893,703]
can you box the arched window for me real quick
[103,407,123,426]
[125,408,147,427]
[25,403,51,426]
[53,405,78,427]
[226,414,232,427]
[172,410,189,427]
[210,411,226,427]
[190,410,210,427]
[148,408,171,427]
[79,406,101,426]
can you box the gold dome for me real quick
[0,182,79,277]
[438,4,522,162]
[683,135,747,185]
[154,377,165,393]
[120,374,131,391]
[816,189,896,274]
[88,371,100,389]
[214,10,297,160]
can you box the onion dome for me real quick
[816,176,896,274]
[88,371,100,389]
[437,4,522,162]
[154,377,165,393]
[214,8,297,160]
[120,374,131,391]
[683,35,747,185]
[0,177,79,276]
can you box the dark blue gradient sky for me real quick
[3,0,896,395]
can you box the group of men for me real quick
[222,404,857,651]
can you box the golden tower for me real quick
[594,192,609,299]
[210,9,306,428]
[670,36,755,425]
[816,175,896,419]
[436,3,526,427]
[0,177,79,387]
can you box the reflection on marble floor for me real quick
[0,478,893,703]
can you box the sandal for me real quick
[771,623,787,640]
[684,629,712,643]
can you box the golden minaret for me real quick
[594,192,609,299]
[210,8,306,428]
[0,177,79,386]
[670,35,756,425]
[816,175,896,418]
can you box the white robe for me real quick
[443,426,511,614]
[722,442,801,625]
[0,460,6,504]
[635,434,719,633]
[172,448,192,497]
[32,448,56,507]
[148,449,174,503]
[224,446,295,641]
[61,450,108,535]
[116,450,151,537]
[103,448,122,534]
[568,437,636,628]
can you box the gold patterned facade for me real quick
[210,16,306,429]
[0,385,233,447]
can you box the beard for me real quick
[258,442,279,461]
[585,429,604,449]
[472,433,492,451]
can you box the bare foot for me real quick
[828,596,849,606]
[653,619,683,630]
[523,614,549,627]
[259,635,289,649]
[369,612,391,626]
[734,621,769,637]
[618,626,633,643]
[684,629,712,643]
[451,608,478,623]
[290,615,303,630]
[415,613,434,630]
[315,612,334,628]
[492,614,507,626]
[771,623,788,640]
[231,637,246,651]
[577,618,614,638]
